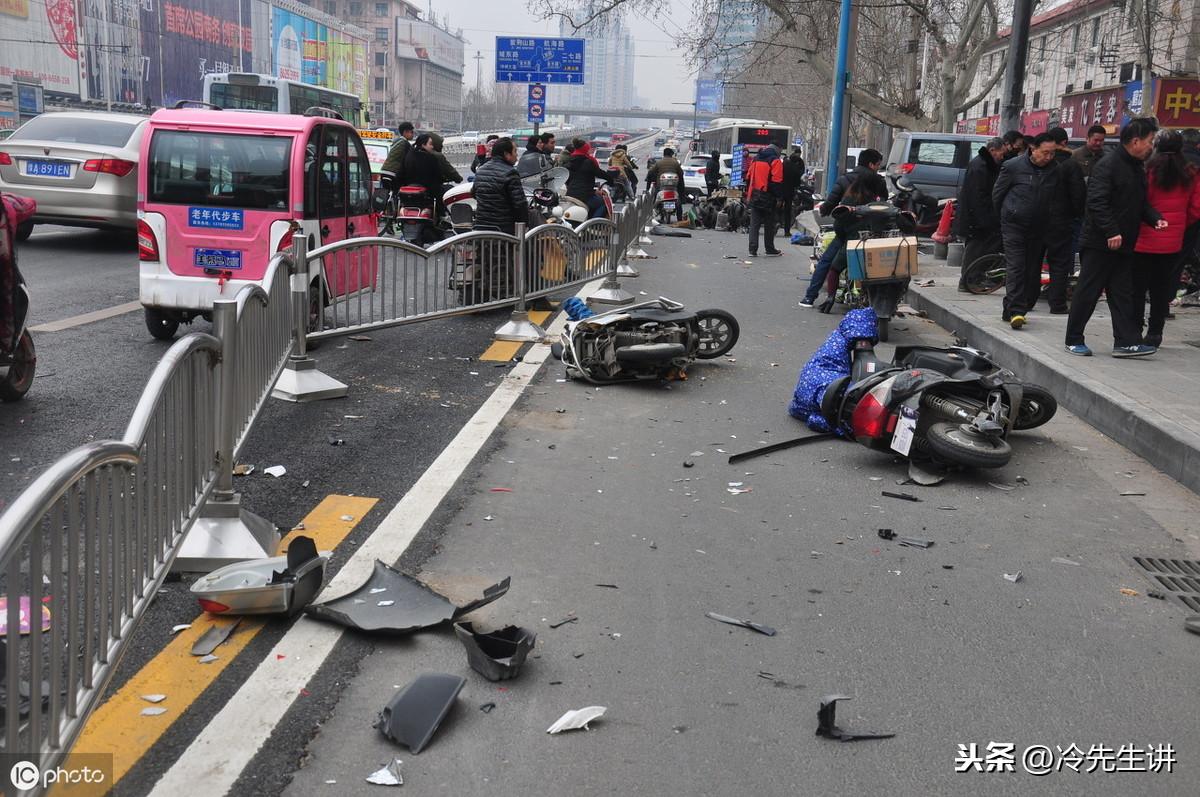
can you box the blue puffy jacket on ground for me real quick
[788,308,879,433]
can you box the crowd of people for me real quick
[957,118,1200,357]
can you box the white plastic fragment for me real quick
[264,465,287,478]
[546,705,607,734]
[365,759,404,786]
[171,624,191,634]
[142,694,166,704]
[141,707,168,716]
[198,654,218,664]
[1051,557,1082,567]
[377,600,395,607]
[369,588,387,594]
[1003,571,1023,583]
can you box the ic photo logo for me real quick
[10,760,39,790]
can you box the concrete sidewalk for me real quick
[907,259,1200,495]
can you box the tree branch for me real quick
[956,50,1007,113]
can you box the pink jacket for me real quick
[1135,169,1200,254]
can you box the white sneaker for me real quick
[798,299,815,308]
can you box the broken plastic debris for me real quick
[198,654,218,664]
[191,619,241,656]
[1119,588,1139,597]
[1119,491,1146,497]
[232,463,255,476]
[1050,557,1082,567]
[988,482,1016,491]
[907,460,947,486]
[171,624,191,634]
[305,561,510,634]
[375,673,465,753]
[141,694,166,704]
[328,436,345,446]
[877,529,934,548]
[549,616,577,629]
[546,705,607,734]
[341,515,355,522]
[349,335,373,341]
[815,695,894,742]
[191,537,327,617]
[480,702,496,713]
[484,515,495,521]
[705,611,776,636]
[141,707,167,716]
[881,491,921,502]
[264,465,287,478]
[365,759,404,786]
[1003,571,1023,583]
[454,623,536,682]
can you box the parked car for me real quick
[885,132,991,201]
[682,155,711,199]
[0,110,149,239]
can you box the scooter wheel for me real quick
[926,422,1012,469]
[694,309,740,359]
[0,331,35,402]
[1013,383,1057,430]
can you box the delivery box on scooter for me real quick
[846,236,918,281]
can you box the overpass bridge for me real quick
[553,107,721,125]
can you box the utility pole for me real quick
[1000,0,1034,134]
[825,0,857,193]
[474,50,483,90]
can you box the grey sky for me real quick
[430,0,696,108]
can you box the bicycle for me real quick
[962,250,1079,299]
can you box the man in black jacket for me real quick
[473,138,530,235]
[954,137,1005,291]
[705,150,722,197]
[799,149,886,307]
[1065,117,1166,357]
[992,132,1061,328]
[380,121,415,187]
[781,149,806,235]
[403,134,445,214]
[1042,127,1087,313]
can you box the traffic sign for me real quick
[528,83,546,123]
[695,79,723,114]
[496,37,586,84]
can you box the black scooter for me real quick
[820,337,1056,470]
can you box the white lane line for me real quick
[30,300,141,333]
[151,294,580,796]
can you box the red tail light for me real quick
[276,227,296,254]
[849,391,893,439]
[198,599,230,614]
[137,219,160,261]
[697,167,706,174]
[899,163,916,174]
[0,152,11,166]
[661,190,677,200]
[83,157,135,177]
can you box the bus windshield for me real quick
[209,82,279,112]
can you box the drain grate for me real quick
[1128,557,1200,611]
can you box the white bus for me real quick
[202,73,366,127]
[696,119,792,156]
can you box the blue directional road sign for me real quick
[496,37,586,84]
[528,83,546,123]
[695,79,723,114]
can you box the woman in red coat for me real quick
[1134,131,1200,347]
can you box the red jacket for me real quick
[1134,169,1200,254]
[745,157,784,199]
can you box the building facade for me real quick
[555,4,636,126]
[956,0,1200,136]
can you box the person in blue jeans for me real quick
[799,149,887,307]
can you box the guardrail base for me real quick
[272,357,349,402]
[494,310,547,342]
[587,281,635,306]
[616,260,641,277]
[174,494,278,573]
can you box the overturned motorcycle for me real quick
[789,309,1056,471]
[552,297,739,384]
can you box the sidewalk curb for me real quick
[907,281,1200,496]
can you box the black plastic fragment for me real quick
[549,616,577,629]
[480,702,496,713]
[375,673,465,753]
[877,529,934,548]
[454,623,536,682]
[816,695,895,742]
[305,560,510,634]
[705,611,776,636]
[881,491,922,502]
[727,433,834,464]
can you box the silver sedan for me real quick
[0,111,148,239]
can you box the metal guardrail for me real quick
[0,256,295,789]
[0,188,657,785]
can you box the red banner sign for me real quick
[1059,87,1123,135]
[1155,79,1200,128]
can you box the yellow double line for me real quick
[55,495,377,795]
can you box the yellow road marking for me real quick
[56,495,378,795]
[480,309,552,362]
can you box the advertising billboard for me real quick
[1154,79,1200,128]
[271,6,367,99]
[0,0,80,96]
[1059,85,1124,136]
[139,0,252,108]
[695,79,723,115]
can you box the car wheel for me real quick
[145,308,179,341]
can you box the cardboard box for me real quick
[846,236,918,281]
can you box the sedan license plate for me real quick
[194,248,243,271]
[25,160,71,178]
[684,170,695,177]
[663,202,676,211]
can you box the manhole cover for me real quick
[1129,556,1200,611]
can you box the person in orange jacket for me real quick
[745,146,785,256]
